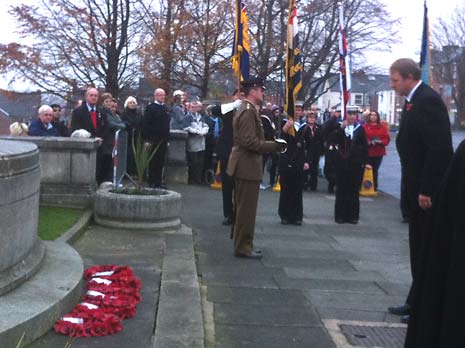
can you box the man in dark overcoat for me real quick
[387,58,453,328]
[226,78,284,259]
[141,88,171,188]
[71,87,108,184]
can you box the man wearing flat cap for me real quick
[227,78,285,259]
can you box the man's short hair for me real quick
[50,103,62,110]
[390,58,421,80]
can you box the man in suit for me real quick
[71,87,108,184]
[388,58,453,324]
[226,78,284,259]
[141,88,171,188]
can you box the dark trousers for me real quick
[334,163,364,222]
[406,207,433,308]
[305,154,320,190]
[203,144,216,182]
[96,149,113,184]
[220,157,233,219]
[187,150,205,185]
[232,178,260,254]
[367,156,383,190]
[148,140,167,187]
[263,153,278,186]
[324,150,337,189]
[279,167,304,222]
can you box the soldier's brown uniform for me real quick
[227,100,281,255]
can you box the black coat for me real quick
[71,103,107,139]
[405,139,465,348]
[141,102,171,143]
[396,82,453,206]
[217,110,234,160]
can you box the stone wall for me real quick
[166,130,188,185]
[0,140,45,295]
[0,136,100,208]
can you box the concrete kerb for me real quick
[153,225,205,348]
[56,209,93,245]
[57,212,205,348]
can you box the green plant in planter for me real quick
[132,134,161,191]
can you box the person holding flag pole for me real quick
[278,0,309,226]
[330,2,368,224]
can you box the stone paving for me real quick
[177,182,410,348]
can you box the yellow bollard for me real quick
[210,161,222,190]
[359,165,378,197]
[272,175,281,192]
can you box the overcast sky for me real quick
[0,0,462,91]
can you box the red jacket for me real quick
[363,122,390,157]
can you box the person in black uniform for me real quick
[260,112,278,189]
[322,108,342,193]
[217,89,243,225]
[333,106,368,224]
[303,110,323,191]
[278,104,310,225]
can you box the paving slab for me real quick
[215,325,336,348]
[214,303,322,327]
[206,286,308,306]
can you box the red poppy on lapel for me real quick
[405,103,412,111]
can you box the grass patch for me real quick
[38,206,83,240]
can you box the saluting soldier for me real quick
[227,78,285,259]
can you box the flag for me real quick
[231,0,250,81]
[420,1,431,85]
[284,0,302,136]
[338,3,351,120]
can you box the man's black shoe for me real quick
[281,219,290,225]
[388,304,411,316]
[222,217,233,225]
[348,219,359,224]
[234,251,263,259]
[293,221,302,226]
[335,219,344,224]
[400,315,410,324]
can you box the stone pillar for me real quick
[165,130,188,184]
[0,140,45,295]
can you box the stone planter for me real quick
[94,187,182,230]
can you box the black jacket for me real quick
[141,102,171,142]
[396,82,453,203]
[71,103,107,139]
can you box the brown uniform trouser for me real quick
[233,178,260,254]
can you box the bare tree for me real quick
[247,0,398,106]
[175,0,234,98]
[432,3,465,127]
[0,0,149,98]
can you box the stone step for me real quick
[0,241,83,348]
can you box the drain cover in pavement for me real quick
[340,324,407,348]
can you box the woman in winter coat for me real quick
[363,110,390,191]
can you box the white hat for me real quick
[346,105,360,113]
[173,90,184,97]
